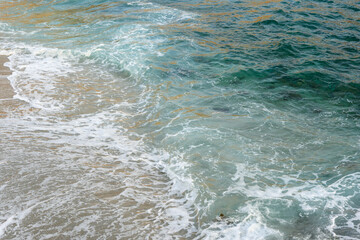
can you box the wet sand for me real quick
[0,55,14,99]
[0,55,21,118]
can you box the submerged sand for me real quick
[0,55,23,118]
[0,55,14,99]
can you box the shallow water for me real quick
[0,0,360,239]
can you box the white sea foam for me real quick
[199,216,282,240]
[2,45,78,111]
[0,215,15,237]
[0,204,38,238]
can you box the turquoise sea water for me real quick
[0,0,360,239]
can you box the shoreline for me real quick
[0,55,14,100]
